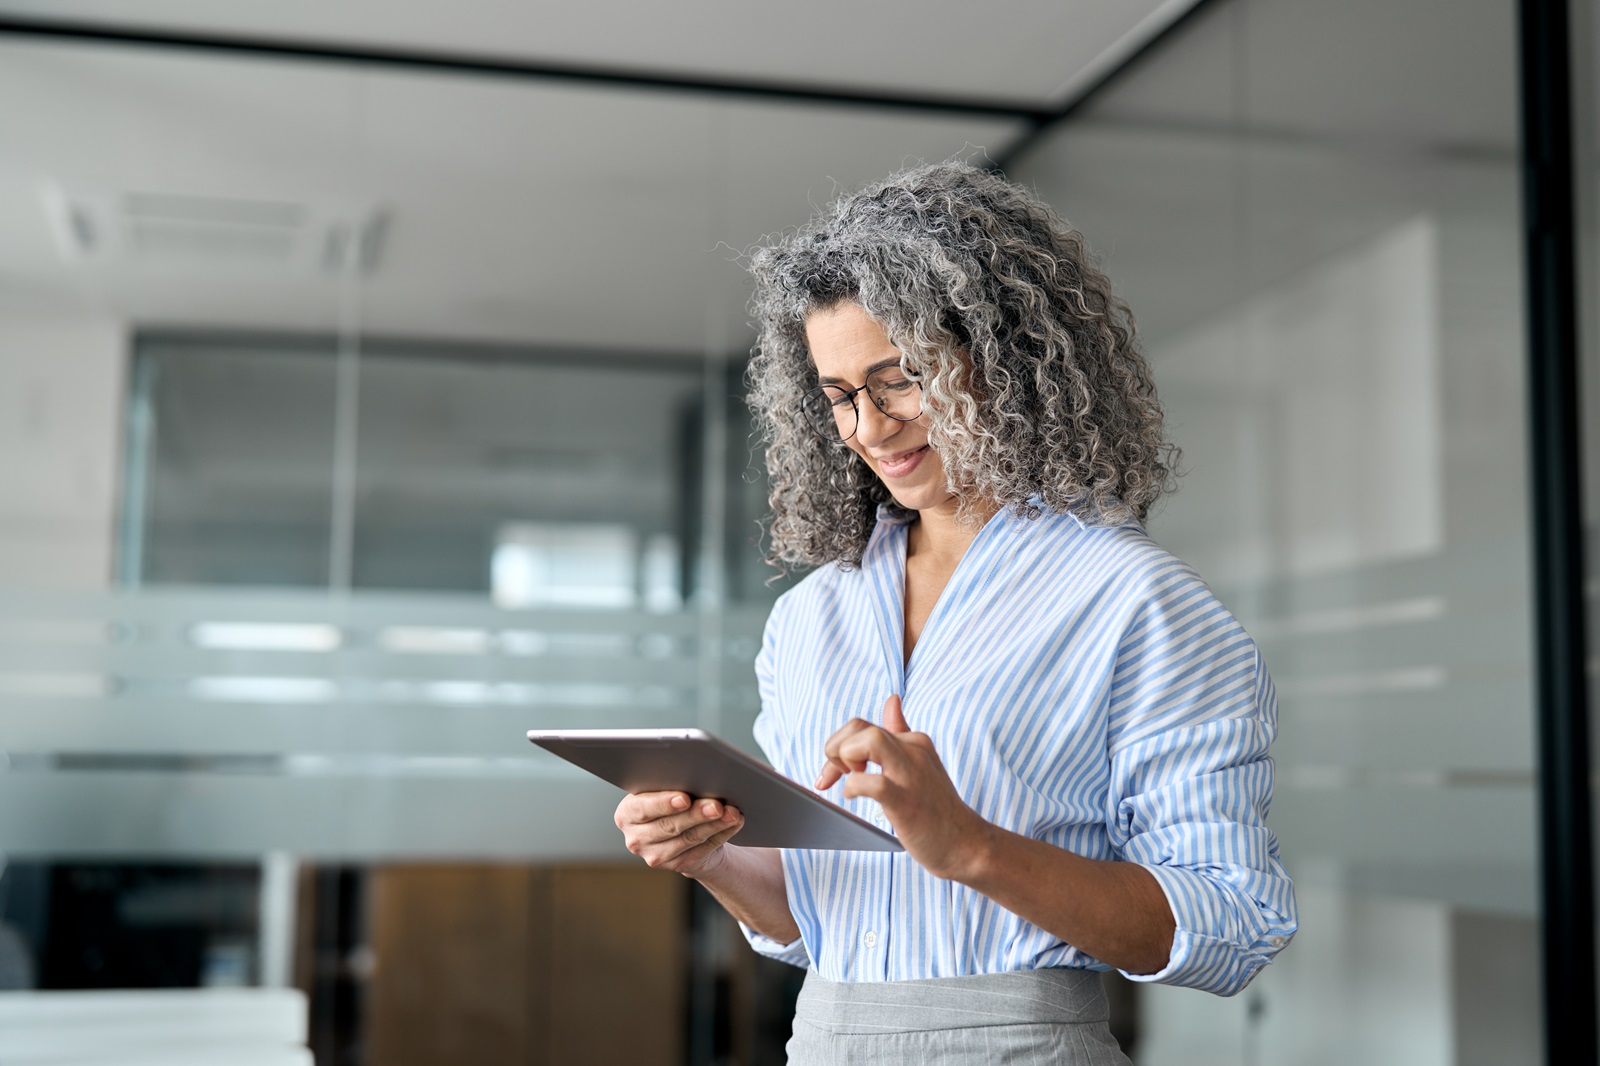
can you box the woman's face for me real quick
[804,302,955,515]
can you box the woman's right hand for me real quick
[614,791,744,877]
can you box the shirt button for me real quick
[1269,936,1287,949]
[863,931,879,948]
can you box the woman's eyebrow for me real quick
[817,357,902,385]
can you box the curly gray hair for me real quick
[747,162,1177,570]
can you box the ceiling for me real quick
[0,0,1194,105]
[0,0,1196,354]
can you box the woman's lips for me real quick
[876,445,928,479]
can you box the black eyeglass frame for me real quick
[800,365,924,444]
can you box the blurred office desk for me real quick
[0,987,311,1065]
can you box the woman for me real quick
[615,163,1297,1063]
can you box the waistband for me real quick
[794,968,1109,1035]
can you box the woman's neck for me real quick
[906,495,1001,567]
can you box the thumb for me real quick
[883,693,909,734]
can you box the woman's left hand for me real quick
[816,695,991,881]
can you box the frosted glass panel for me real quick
[0,585,767,859]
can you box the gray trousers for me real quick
[787,968,1133,1065]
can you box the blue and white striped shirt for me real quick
[741,503,1297,996]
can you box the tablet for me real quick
[526,727,903,852]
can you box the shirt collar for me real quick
[873,495,1142,532]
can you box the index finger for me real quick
[815,718,873,791]
[821,718,875,765]
[834,724,907,777]
[617,790,691,825]
[816,724,905,790]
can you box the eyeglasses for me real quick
[801,365,923,443]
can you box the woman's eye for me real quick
[830,394,854,408]
[878,379,912,392]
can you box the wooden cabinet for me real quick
[364,864,687,1066]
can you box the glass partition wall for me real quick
[0,2,1585,1063]
[0,26,1026,1066]
[1010,1,1540,1063]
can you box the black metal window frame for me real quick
[1519,1,1597,1061]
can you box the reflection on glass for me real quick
[492,522,654,609]
[131,336,711,601]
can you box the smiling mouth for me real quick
[875,445,928,477]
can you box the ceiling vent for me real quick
[42,183,388,278]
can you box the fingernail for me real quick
[702,802,718,817]
[813,775,826,790]
[671,795,688,810]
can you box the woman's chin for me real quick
[885,484,957,515]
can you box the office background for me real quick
[0,0,1593,1063]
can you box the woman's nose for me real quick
[854,397,899,446]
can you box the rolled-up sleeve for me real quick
[737,598,813,969]
[1104,569,1298,996]
[740,921,812,968]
